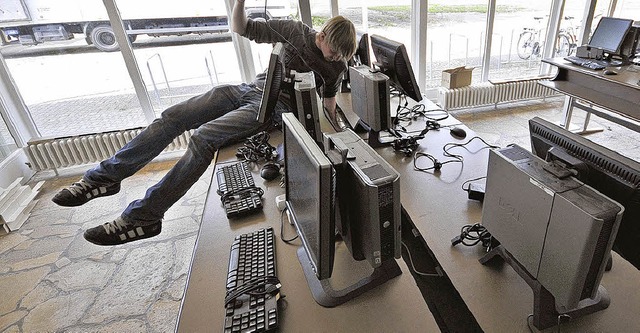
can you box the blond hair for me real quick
[321,16,357,60]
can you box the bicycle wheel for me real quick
[517,31,535,60]
[555,34,572,57]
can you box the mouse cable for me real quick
[443,136,500,161]
[413,151,462,172]
[401,241,442,277]
[279,206,298,244]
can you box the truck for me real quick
[0,0,296,52]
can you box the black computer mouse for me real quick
[603,70,618,75]
[260,162,281,181]
[450,126,467,139]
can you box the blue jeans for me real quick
[84,81,287,225]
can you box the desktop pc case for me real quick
[324,129,401,268]
[349,65,391,132]
[291,71,323,144]
[482,145,623,310]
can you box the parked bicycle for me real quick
[517,16,579,60]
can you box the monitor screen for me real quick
[529,116,640,270]
[257,43,286,123]
[351,31,371,67]
[283,112,335,280]
[588,17,633,55]
[370,34,422,102]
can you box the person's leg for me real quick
[85,83,253,185]
[53,83,253,207]
[83,88,274,244]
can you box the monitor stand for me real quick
[353,119,392,148]
[479,244,610,330]
[297,246,401,307]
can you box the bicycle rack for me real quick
[146,53,171,105]
[448,33,469,67]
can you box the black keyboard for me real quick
[224,227,279,333]
[564,56,608,70]
[216,161,263,218]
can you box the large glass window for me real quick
[0,0,244,138]
[125,0,243,112]
[0,3,143,138]
[488,1,553,82]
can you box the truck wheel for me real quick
[90,25,119,52]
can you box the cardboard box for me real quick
[441,66,474,89]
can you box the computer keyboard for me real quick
[224,227,280,333]
[564,56,609,70]
[216,161,264,218]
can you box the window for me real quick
[0,114,17,162]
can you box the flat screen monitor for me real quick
[283,112,335,280]
[351,31,371,67]
[588,17,633,55]
[257,43,286,123]
[529,117,640,270]
[370,34,422,102]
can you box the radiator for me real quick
[437,79,558,111]
[26,128,194,171]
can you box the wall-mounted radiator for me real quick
[26,128,194,172]
[437,78,559,111]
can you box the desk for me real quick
[369,103,640,332]
[178,97,640,332]
[176,134,440,332]
[540,57,640,133]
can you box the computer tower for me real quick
[292,71,322,143]
[482,145,623,310]
[325,129,401,268]
[620,24,640,62]
[349,65,390,132]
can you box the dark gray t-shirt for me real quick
[242,18,347,100]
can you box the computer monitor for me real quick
[283,112,336,280]
[370,34,422,102]
[283,113,402,307]
[341,31,372,92]
[481,143,624,330]
[351,31,371,68]
[588,17,633,58]
[257,43,286,123]
[528,116,640,270]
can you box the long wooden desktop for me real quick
[177,97,640,332]
[540,57,640,133]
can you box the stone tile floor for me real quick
[0,96,638,332]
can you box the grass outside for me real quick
[312,4,523,27]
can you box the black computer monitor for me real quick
[257,43,286,123]
[588,17,633,57]
[370,34,422,102]
[283,112,336,280]
[529,117,640,270]
[351,31,371,67]
[283,113,402,307]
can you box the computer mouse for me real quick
[603,70,618,75]
[260,162,281,181]
[450,126,467,139]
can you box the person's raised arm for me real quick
[231,0,248,35]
